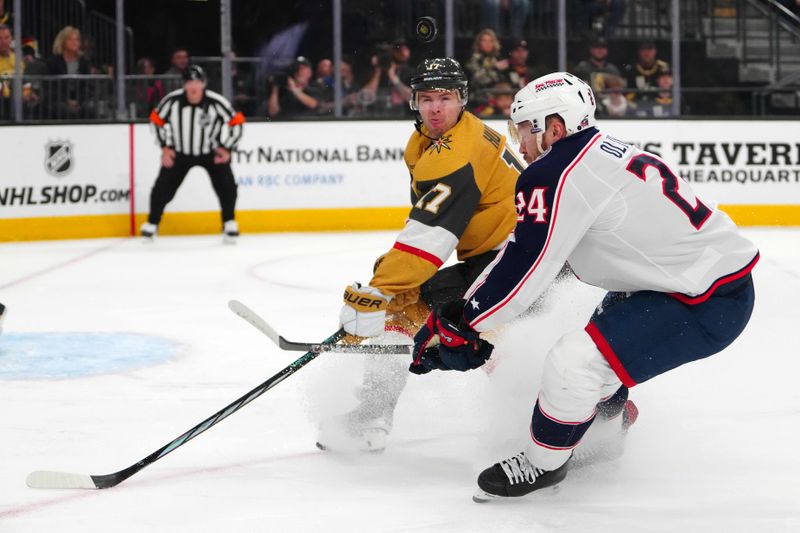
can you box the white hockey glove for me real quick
[340,282,391,337]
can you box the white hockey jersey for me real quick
[464,127,759,332]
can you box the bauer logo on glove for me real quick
[343,285,389,312]
[340,282,391,338]
[409,299,494,374]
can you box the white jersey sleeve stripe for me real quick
[395,218,459,266]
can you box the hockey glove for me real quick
[409,299,494,374]
[339,282,391,337]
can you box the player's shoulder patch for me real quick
[413,140,469,182]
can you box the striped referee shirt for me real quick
[149,89,245,156]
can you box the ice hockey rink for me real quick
[1,228,798,533]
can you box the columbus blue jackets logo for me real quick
[44,140,74,177]
[428,134,452,154]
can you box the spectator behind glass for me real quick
[572,36,621,115]
[505,39,536,89]
[0,0,11,27]
[315,58,333,90]
[133,57,164,118]
[267,56,322,119]
[598,73,635,117]
[623,40,670,105]
[362,37,414,117]
[0,23,19,118]
[165,46,189,76]
[308,56,363,117]
[338,56,363,116]
[46,26,93,119]
[21,43,46,118]
[310,58,334,114]
[481,0,531,39]
[634,68,675,118]
[478,81,515,118]
[163,46,189,91]
[465,28,508,111]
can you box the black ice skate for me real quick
[473,451,569,503]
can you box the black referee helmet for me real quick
[182,64,207,83]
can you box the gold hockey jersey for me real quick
[370,111,521,296]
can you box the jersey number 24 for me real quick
[626,154,712,229]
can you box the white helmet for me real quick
[510,72,596,136]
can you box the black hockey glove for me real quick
[409,299,494,375]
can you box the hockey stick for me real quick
[228,299,412,354]
[25,327,347,490]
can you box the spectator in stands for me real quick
[162,46,189,92]
[0,23,18,119]
[46,26,93,119]
[133,57,165,118]
[21,44,46,118]
[478,81,515,118]
[481,0,531,39]
[314,58,334,90]
[465,28,508,111]
[338,56,364,115]
[634,68,675,118]
[578,0,628,38]
[505,39,536,89]
[598,73,635,117]
[623,40,670,104]
[165,46,190,76]
[308,56,363,117]
[0,23,18,76]
[361,37,414,117]
[572,36,621,115]
[267,56,323,118]
[309,57,334,113]
[0,0,11,27]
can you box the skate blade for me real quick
[473,490,504,503]
[472,484,561,503]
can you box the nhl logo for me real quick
[197,111,211,127]
[45,140,74,177]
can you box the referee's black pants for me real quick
[147,154,238,225]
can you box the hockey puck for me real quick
[415,16,438,43]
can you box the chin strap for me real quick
[414,119,439,142]
[413,109,465,142]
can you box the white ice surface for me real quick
[1,229,799,532]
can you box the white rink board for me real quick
[0,124,131,219]
[132,121,412,213]
[599,120,800,205]
[1,119,799,222]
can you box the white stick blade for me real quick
[228,300,281,345]
[26,470,97,489]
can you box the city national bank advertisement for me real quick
[1,119,798,241]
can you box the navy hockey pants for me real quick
[585,273,756,387]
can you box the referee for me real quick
[142,64,245,243]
